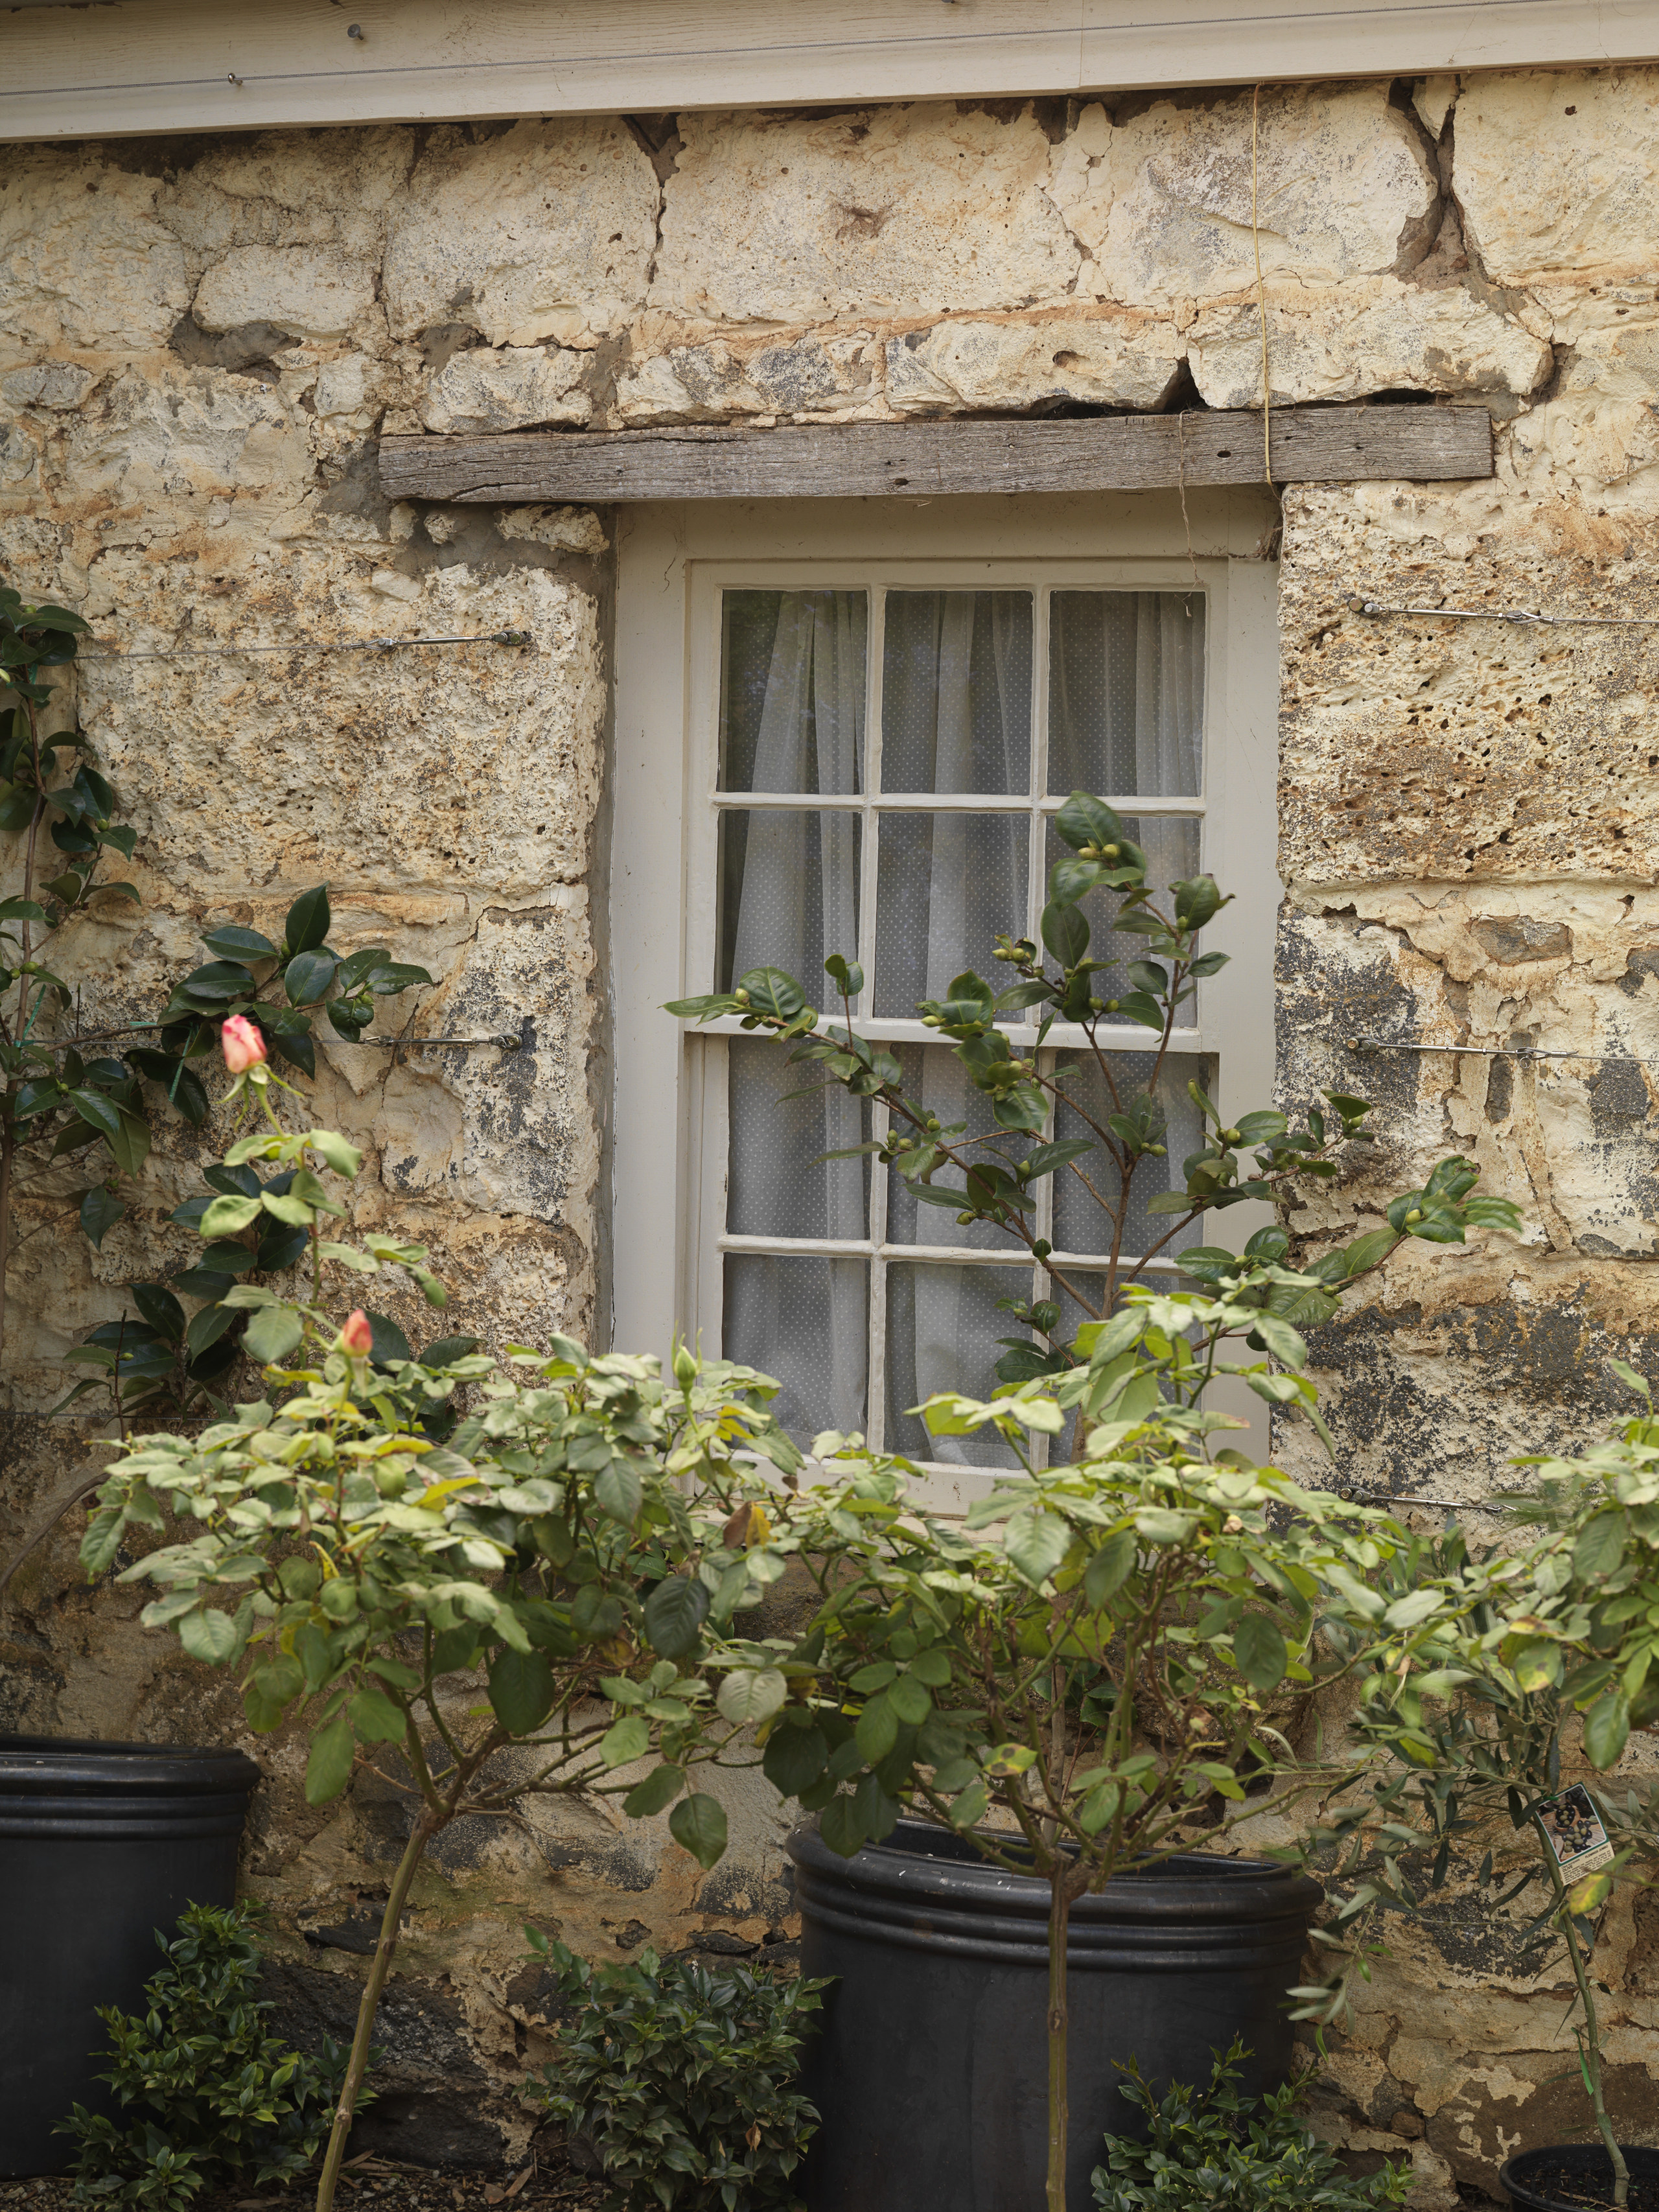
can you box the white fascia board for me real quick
[3,0,1658,143]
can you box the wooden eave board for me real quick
[5,0,1659,140]
[376,406,1494,504]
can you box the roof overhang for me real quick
[4,0,1658,144]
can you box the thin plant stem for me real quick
[1531,1809,1628,2209]
[314,1804,435,2212]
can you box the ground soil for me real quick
[1,2145,609,2212]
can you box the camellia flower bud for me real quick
[220,1014,267,1074]
[340,1309,373,1356]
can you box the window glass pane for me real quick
[725,1254,868,1441]
[728,1038,868,1240]
[717,811,861,994]
[874,811,1027,1016]
[1050,1051,1208,1261]
[1048,592,1204,797]
[881,591,1032,795]
[885,1262,1030,1467]
[885,1044,1028,1253]
[1043,816,1201,1027]
[719,590,866,793]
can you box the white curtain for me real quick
[723,593,870,1441]
[719,588,1205,1463]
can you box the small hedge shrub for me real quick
[523,1929,827,2212]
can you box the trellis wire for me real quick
[1351,598,1659,631]
[76,630,534,661]
[1348,1036,1654,1067]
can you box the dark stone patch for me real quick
[1305,1291,1659,1496]
[1470,916,1573,966]
[168,314,290,376]
[258,1956,507,2169]
[1618,948,1659,997]
[1484,1053,1512,1123]
[690,1929,758,1956]
[693,1860,794,1926]
[1590,1058,1652,1123]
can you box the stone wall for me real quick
[6,63,1659,2203]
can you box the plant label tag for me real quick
[1538,1786,1613,1878]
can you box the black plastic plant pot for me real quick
[1501,2145,1659,2210]
[0,1733,261,2178]
[786,1817,1323,2212]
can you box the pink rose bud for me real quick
[340,1309,373,1356]
[220,1015,267,1074]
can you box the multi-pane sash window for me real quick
[686,576,1216,1471]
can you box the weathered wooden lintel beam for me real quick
[377,405,1492,504]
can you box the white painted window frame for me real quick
[611,494,1281,1502]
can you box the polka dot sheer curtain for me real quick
[714,583,1207,1465]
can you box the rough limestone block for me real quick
[0,364,99,412]
[1273,896,1659,1497]
[1456,68,1659,288]
[1278,489,1659,885]
[652,104,1079,323]
[1505,318,1659,507]
[613,331,882,423]
[419,345,592,432]
[496,505,609,556]
[58,367,309,500]
[0,150,190,363]
[1052,83,1437,310]
[1187,280,1551,407]
[76,555,603,900]
[161,127,417,268]
[193,245,377,340]
[382,118,658,347]
[883,310,1183,414]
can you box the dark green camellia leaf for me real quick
[668,1793,728,1870]
[108,1109,150,1180]
[1054,791,1126,854]
[78,1185,125,1248]
[196,1240,257,1275]
[421,1335,483,1368]
[644,1574,710,1659]
[488,1646,555,1735]
[170,1267,237,1301]
[255,1223,310,1274]
[67,1087,122,1141]
[327,997,375,1039]
[734,966,807,1019]
[283,884,331,955]
[265,1025,315,1079]
[282,948,337,1007]
[1041,900,1089,968]
[204,1163,262,1199]
[202,925,278,962]
[366,1310,412,1366]
[13,1077,62,1120]
[1233,1612,1290,1692]
[186,1335,240,1384]
[129,1282,185,1342]
[334,947,391,992]
[178,960,258,1001]
[184,1303,238,1358]
[365,962,434,995]
[169,1194,214,1231]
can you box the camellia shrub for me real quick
[60,1901,353,2212]
[522,1929,826,2212]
